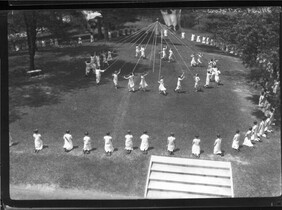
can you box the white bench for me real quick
[26,69,42,77]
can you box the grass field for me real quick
[9,25,281,199]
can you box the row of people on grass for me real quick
[26,118,274,156]
[85,51,113,76]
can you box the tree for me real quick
[23,11,37,70]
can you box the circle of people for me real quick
[30,110,274,158]
[84,45,222,95]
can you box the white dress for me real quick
[95,69,105,83]
[135,47,140,57]
[33,133,43,150]
[213,138,222,154]
[83,136,92,151]
[175,77,184,91]
[63,133,73,150]
[168,50,173,60]
[140,47,145,57]
[191,56,197,66]
[125,134,133,150]
[215,70,221,83]
[191,34,195,41]
[202,37,206,44]
[264,118,271,132]
[158,79,166,92]
[251,125,259,141]
[181,32,185,39]
[232,133,240,150]
[140,134,149,151]
[205,72,211,86]
[258,121,265,136]
[107,52,112,61]
[206,37,209,45]
[243,130,253,147]
[192,138,201,156]
[196,36,201,42]
[194,76,200,89]
[139,75,148,89]
[126,75,135,90]
[167,136,176,152]
[104,135,114,152]
[164,29,168,37]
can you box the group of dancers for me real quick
[26,109,275,157]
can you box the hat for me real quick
[170,132,174,136]
[66,130,70,133]
[143,130,147,134]
[127,130,131,134]
[34,129,38,133]
[106,132,110,135]
[85,132,89,135]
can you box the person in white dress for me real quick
[204,70,211,88]
[139,72,149,91]
[168,48,174,62]
[196,35,201,42]
[190,54,197,67]
[107,51,113,61]
[33,129,43,153]
[272,79,279,94]
[83,132,92,154]
[192,135,201,158]
[140,45,146,59]
[96,54,101,68]
[214,68,221,86]
[181,32,185,39]
[104,132,114,156]
[90,54,96,64]
[112,69,121,89]
[194,74,201,92]
[63,130,73,152]
[140,131,149,154]
[160,46,167,60]
[78,37,82,45]
[202,37,206,44]
[158,76,167,95]
[258,91,266,108]
[124,73,135,92]
[90,35,94,43]
[174,74,185,93]
[95,68,106,85]
[258,117,267,138]
[135,45,140,57]
[232,130,241,151]
[213,134,223,156]
[167,133,176,155]
[125,130,133,154]
[197,53,202,66]
[164,29,168,37]
[242,127,254,147]
[264,113,273,133]
[191,34,195,41]
[85,61,92,76]
[210,68,216,82]
[206,37,210,45]
[251,121,260,142]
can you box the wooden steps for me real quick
[144,155,234,198]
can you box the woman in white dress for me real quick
[83,132,92,154]
[213,134,222,156]
[104,132,114,156]
[204,70,211,88]
[140,131,149,154]
[107,51,113,61]
[194,74,201,92]
[112,69,121,89]
[124,73,135,92]
[190,54,197,67]
[140,46,145,59]
[95,68,106,85]
[135,45,140,57]
[139,72,149,91]
[214,68,221,86]
[125,130,133,154]
[175,74,185,93]
[197,53,202,66]
[168,48,174,62]
[33,129,43,153]
[63,130,73,152]
[192,135,201,158]
[258,117,267,138]
[258,91,266,108]
[158,76,167,95]
[232,130,240,151]
[251,121,260,142]
[85,61,92,76]
[167,133,176,155]
[242,127,254,147]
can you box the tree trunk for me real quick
[97,17,103,40]
[104,22,109,41]
[23,11,37,70]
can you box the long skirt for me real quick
[125,139,133,150]
[140,140,149,151]
[232,140,239,150]
[63,139,73,150]
[35,139,43,150]
[192,144,200,156]
[159,84,166,92]
[105,142,114,152]
[83,140,92,151]
[242,137,253,147]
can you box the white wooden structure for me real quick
[144,155,234,198]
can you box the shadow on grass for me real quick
[9,45,149,123]
[148,147,154,151]
[245,95,260,106]
[195,44,239,58]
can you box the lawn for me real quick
[9,25,281,199]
